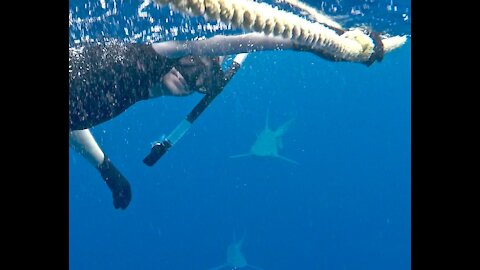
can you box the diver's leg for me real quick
[69,129,104,167]
[69,129,131,210]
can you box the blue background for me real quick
[70,1,411,269]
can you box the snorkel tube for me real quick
[143,53,248,167]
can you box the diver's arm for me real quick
[152,33,295,58]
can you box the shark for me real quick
[208,232,263,270]
[230,112,298,165]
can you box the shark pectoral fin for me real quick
[247,264,264,270]
[207,264,227,270]
[230,153,252,159]
[275,154,299,165]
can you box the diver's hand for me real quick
[97,157,132,210]
[160,67,193,96]
[173,56,225,95]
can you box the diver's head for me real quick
[173,55,225,94]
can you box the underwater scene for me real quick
[69,1,411,269]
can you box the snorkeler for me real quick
[69,43,226,210]
[69,32,385,210]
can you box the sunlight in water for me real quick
[70,0,410,45]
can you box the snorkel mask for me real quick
[173,56,225,95]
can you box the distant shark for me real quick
[208,232,263,270]
[230,112,298,164]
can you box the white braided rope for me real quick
[155,0,407,63]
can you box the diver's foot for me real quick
[109,177,131,210]
[98,157,132,210]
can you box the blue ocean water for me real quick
[69,1,411,270]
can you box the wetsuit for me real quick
[69,41,174,131]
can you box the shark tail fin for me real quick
[276,117,295,136]
[238,229,246,247]
[265,108,270,129]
